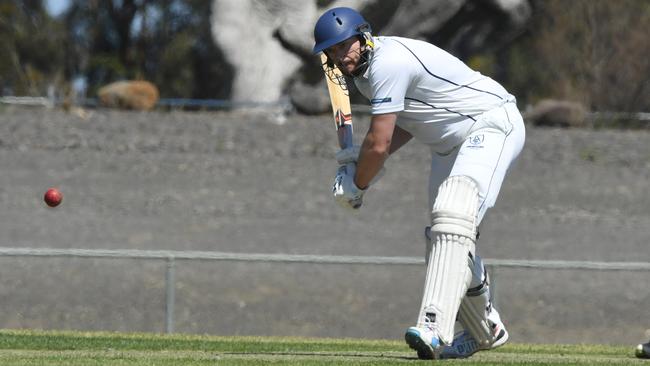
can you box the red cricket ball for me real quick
[44,188,63,207]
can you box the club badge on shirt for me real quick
[467,134,485,148]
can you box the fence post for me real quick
[165,257,176,334]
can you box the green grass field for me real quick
[0,329,644,365]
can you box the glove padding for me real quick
[335,145,362,165]
[335,145,386,185]
[332,163,365,210]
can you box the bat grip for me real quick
[338,124,354,150]
[339,124,356,187]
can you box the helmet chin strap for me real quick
[351,33,374,77]
[350,48,371,77]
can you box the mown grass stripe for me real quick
[0,329,643,365]
[0,330,406,352]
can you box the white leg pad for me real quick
[458,256,498,348]
[417,176,479,345]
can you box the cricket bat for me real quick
[320,53,361,208]
[320,53,354,152]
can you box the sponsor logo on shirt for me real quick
[467,134,485,148]
[370,97,392,104]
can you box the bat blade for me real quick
[320,53,353,149]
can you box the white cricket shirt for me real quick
[354,36,513,153]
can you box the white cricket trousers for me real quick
[428,101,526,225]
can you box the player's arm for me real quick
[354,112,397,189]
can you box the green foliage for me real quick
[32,0,233,99]
[86,54,128,96]
[0,1,66,95]
[501,0,650,113]
[156,32,196,98]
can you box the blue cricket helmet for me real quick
[312,7,371,54]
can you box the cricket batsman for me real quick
[313,7,526,359]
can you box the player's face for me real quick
[325,37,362,76]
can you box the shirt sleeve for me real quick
[368,56,413,114]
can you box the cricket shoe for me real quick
[636,341,650,359]
[404,326,441,360]
[439,321,509,359]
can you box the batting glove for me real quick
[335,145,362,165]
[335,145,386,185]
[332,164,365,210]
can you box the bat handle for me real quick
[338,124,354,150]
